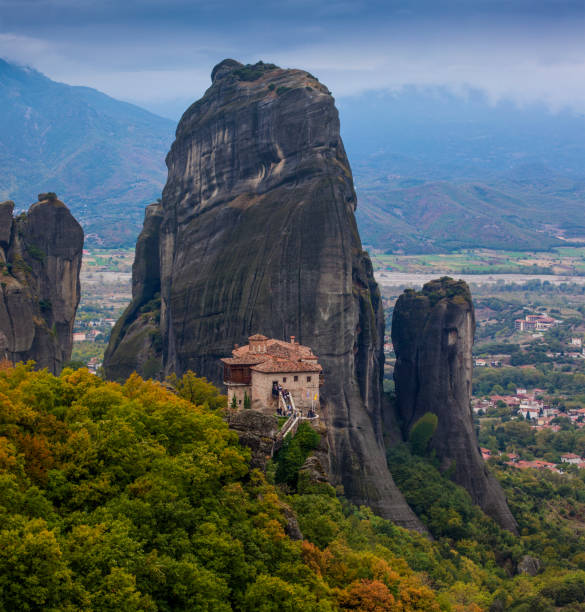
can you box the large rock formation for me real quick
[105,59,423,531]
[0,195,83,373]
[392,277,518,533]
[104,202,163,379]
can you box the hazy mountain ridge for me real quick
[355,172,585,253]
[343,89,585,252]
[1,61,583,252]
[0,59,174,246]
[341,88,585,179]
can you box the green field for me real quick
[83,247,134,272]
[371,247,585,276]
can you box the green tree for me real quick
[275,423,320,489]
[166,370,227,410]
[244,574,326,611]
[409,412,438,456]
[0,517,81,610]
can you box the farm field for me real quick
[82,247,134,276]
[371,247,585,276]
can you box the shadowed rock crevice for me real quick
[392,277,518,533]
[0,195,83,374]
[104,59,424,531]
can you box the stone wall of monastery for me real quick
[251,370,320,412]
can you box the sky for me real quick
[0,0,584,119]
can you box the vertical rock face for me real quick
[104,59,423,531]
[0,195,83,374]
[392,277,518,533]
[104,202,163,379]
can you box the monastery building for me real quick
[222,334,322,413]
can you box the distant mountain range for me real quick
[340,89,585,253]
[0,60,583,251]
[354,169,585,253]
[0,59,174,246]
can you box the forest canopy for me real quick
[0,364,441,611]
[1,363,585,610]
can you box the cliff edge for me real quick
[392,277,518,533]
[0,195,83,373]
[104,59,423,531]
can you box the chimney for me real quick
[249,334,268,353]
[290,335,295,344]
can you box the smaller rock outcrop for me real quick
[0,201,13,248]
[517,555,542,576]
[0,195,83,373]
[298,422,331,488]
[279,502,304,541]
[392,277,518,533]
[226,410,280,471]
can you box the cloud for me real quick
[0,33,55,65]
[0,1,583,117]
[268,22,585,112]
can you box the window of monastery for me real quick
[307,376,311,382]
[294,375,298,382]
[283,377,287,383]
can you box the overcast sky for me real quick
[0,0,583,118]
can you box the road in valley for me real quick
[375,271,585,288]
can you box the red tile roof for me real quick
[221,335,323,374]
[510,459,558,470]
[221,356,266,365]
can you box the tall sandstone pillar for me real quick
[392,277,518,533]
[105,59,423,531]
[0,196,83,374]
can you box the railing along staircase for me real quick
[278,390,299,439]
[287,391,296,414]
[278,390,288,415]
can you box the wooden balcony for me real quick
[224,364,251,385]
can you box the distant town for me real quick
[71,248,133,374]
[472,385,585,426]
[480,446,585,472]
